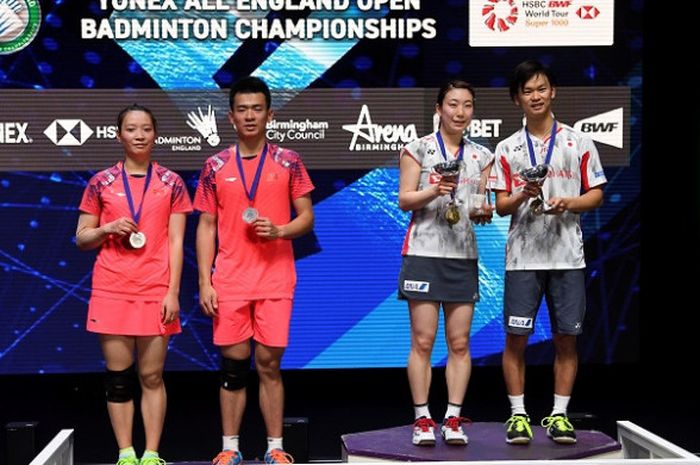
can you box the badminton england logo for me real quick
[0,0,41,55]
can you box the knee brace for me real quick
[220,357,251,391]
[105,364,137,403]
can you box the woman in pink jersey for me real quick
[398,80,494,447]
[76,104,192,465]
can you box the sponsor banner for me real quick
[0,87,629,171]
[469,0,614,47]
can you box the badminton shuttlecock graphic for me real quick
[187,105,220,147]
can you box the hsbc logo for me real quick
[574,108,623,149]
[44,119,94,146]
[576,6,600,19]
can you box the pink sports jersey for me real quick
[193,144,314,301]
[79,161,193,299]
[491,123,607,270]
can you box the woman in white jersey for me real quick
[398,80,494,447]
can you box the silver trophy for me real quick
[519,164,551,215]
[433,160,462,226]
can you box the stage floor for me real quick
[341,422,621,462]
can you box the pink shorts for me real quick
[213,299,292,347]
[87,296,181,336]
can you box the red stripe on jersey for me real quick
[400,148,420,166]
[580,151,591,191]
[500,156,512,193]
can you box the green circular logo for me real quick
[0,0,41,55]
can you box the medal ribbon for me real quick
[436,131,464,201]
[121,162,152,225]
[525,120,557,167]
[235,143,268,206]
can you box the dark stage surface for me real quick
[1,363,697,464]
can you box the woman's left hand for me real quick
[162,292,180,324]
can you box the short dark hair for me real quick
[509,60,557,101]
[117,103,157,132]
[229,76,272,110]
[436,79,475,106]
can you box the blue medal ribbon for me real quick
[121,162,152,225]
[435,131,464,162]
[436,131,465,201]
[235,143,268,205]
[524,120,557,167]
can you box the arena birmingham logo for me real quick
[342,105,417,152]
[0,0,41,55]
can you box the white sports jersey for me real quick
[401,132,494,259]
[491,123,607,270]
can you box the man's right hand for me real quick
[521,181,542,198]
[102,217,138,236]
[199,284,219,317]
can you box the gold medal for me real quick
[445,204,460,226]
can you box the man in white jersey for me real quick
[491,60,607,445]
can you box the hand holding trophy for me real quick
[468,188,493,224]
[519,164,551,215]
[433,160,462,227]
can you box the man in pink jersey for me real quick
[194,77,314,465]
[491,60,606,446]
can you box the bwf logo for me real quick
[508,316,533,329]
[574,108,623,149]
[403,280,430,293]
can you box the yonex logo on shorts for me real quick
[508,316,533,329]
[403,280,430,293]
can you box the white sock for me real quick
[223,435,239,451]
[508,394,527,416]
[552,394,570,416]
[414,403,431,420]
[267,437,283,452]
[444,403,461,419]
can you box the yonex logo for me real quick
[0,0,41,55]
[508,316,533,329]
[482,0,518,32]
[403,280,430,293]
[44,119,94,146]
[0,122,31,143]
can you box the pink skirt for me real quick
[87,295,181,336]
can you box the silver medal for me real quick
[129,231,146,249]
[242,207,259,224]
